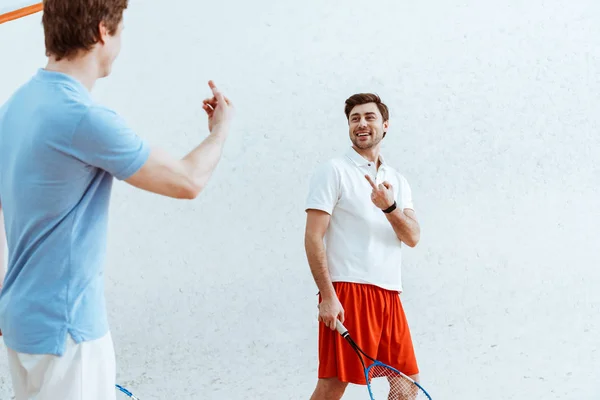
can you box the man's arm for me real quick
[305,209,344,329]
[383,208,420,247]
[305,210,336,299]
[125,123,229,199]
[365,174,420,247]
[125,81,234,199]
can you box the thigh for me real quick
[310,377,348,400]
[6,347,30,400]
[79,331,116,400]
[7,340,78,400]
[378,294,419,376]
[318,282,386,385]
[334,282,385,354]
[10,332,116,400]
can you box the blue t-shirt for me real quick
[0,69,150,356]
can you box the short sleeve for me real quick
[71,106,150,180]
[305,161,340,215]
[400,175,414,211]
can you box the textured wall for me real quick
[1,1,599,399]
[0,1,39,15]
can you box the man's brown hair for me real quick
[344,93,390,122]
[42,0,128,61]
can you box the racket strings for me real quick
[368,364,428,400]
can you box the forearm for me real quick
[385,208,420,247]
[181,123,230,193]
[305,235,336,300]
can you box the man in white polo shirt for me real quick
[305,93,421,399]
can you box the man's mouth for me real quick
[356,132,370,137]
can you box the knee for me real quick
[312,378,348,400]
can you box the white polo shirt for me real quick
[305,147,414,292]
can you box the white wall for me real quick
[1,1,600,399]
[0,1,39,15]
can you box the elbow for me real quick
[180,185,203,200]
[304,232,323,251]
[176,164,209,199]
[406,239,418,248]
[304,233,315,250]
[179,189,196,200]
[177,179,204,200]
[403,233,420,248]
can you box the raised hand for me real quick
[365,174,395,210]
[202,80,234,133]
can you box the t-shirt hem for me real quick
[68,326,110,345]
[3,326,110,357]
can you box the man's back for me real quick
[0,69,149,356]
[0,1,235,397]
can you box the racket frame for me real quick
[335,320,432,399]
[116,384,140,399]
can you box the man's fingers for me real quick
[208,80,227,104]
[208,80,217,91]
[203,98,217,109]
[382,181,393,190]
[202,104,214,116]
[364,174,377,190]
[321,315,335,330]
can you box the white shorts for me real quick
[6,331,116,400]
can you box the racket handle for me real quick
[335,319,348,335]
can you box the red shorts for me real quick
[318,282,419,385]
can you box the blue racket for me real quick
[116,384,140,399]
[335,320,432,399]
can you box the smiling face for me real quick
[348,102,389,150]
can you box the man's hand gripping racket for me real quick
[335,320,432,400]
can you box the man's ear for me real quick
[98,21,108,45]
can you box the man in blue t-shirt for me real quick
[0,1,234,399]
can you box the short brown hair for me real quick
[344,93,390,122]
[42,0,128,61]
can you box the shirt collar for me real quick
[345,147,386,168]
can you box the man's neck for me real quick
[45,54,99,92]
[352,145,382,167]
